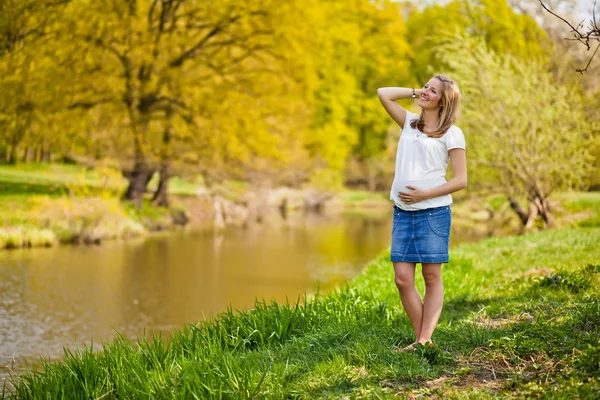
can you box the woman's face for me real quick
[418,78,443,110]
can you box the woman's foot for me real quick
[395,341,435,353]
[395,343,418,352]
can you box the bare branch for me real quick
[154,95,190,112]
[576,42,600,73]
[148,0,160,28]
[539,0,600,72]
[168,10,270,68]
[539,0,583,34]
[67,97,116,109]
[168,23,226,68]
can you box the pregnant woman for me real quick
[377,75,467,351]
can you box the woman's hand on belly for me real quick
[399,185,432,204]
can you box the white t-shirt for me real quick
[390,111,466,210]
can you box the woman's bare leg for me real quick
[417,263,444,344]
[393,262,423,341]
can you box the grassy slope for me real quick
[4,201,600,398]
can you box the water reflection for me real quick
[0,210,392,376]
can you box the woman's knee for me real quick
[394,273,415,290]
[422,270,442,286]
[393,262,417,290]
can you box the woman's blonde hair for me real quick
[410,74,460,138]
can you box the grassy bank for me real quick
[2,163,595,249]
[4,201,599,398]
[0,163,391,249]
[0,163,197,249]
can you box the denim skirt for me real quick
[390,204,451,263]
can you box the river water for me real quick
[0,209,404,378]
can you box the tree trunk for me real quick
[508,196,528,225]
[213,195,225,232]
[7,145,18,164]
[524,201,539,231]
[123,108,153,208]
[152,111,173,208]
[123,161,154,209]
[152,161,170,207]
[534,197,553,227]
[23,146,35,163]
[41,149,51,163]
[367,164,376,192]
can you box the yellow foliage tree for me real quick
[58,0,302,207]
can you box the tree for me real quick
[346,0,412,191]
[0,0,68,164]
[406,0,551,83]
[539,0,600,73]
[439,35,595,229]
[296,0,411,190]
[60,0,287,207]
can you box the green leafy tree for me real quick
[439,35,594,229]
[406,0,551,83]
[512,1,600,187]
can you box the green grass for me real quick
[0,163,204,198]
[4,223,600,398]
[0,164,192,244]
[449,191,600,240]
[1,165,599,396]
[0,163,124,197]
[147,174,205,197]
[122,200,176,231]
[0,226,57,249]
[559,191,600,228]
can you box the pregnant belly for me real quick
[393,178,445,194]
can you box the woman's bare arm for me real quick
[424,148,467,197]
[377,87,421,127]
